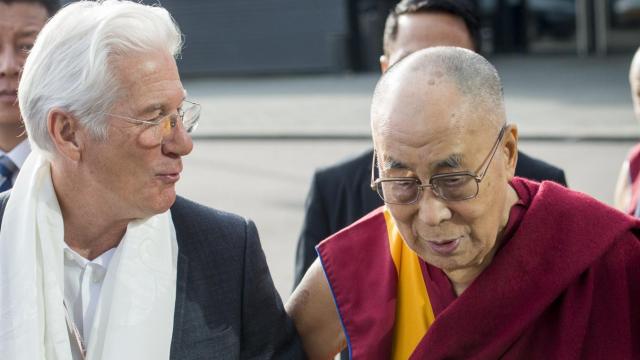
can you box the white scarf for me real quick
[0,150,178,359]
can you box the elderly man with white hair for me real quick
[0,1,303,359]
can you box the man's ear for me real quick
[503,123,519,178]
[47,108,83,162]
[379,54,389,73]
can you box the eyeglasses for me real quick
[370,124,507,204]
[105,100,200,144]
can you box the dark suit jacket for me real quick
[0,194,304,360]
[293,148,567,286]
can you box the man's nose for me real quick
[0,47,21,78]
[417,190,452,226]
[162,120,194,157]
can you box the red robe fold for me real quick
[318,177,640,359]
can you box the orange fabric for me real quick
[383,209,436,359]
[317,207,435,359]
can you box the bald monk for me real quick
[287,47,640,359]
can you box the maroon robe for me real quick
[317,206,398,359]
[319,177,640,359]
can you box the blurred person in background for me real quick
[293,0,567,288]
[288,46,640,359]
[615,47,640,215]
[0,0,58,191]
[0,1,302,359]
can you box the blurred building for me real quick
[61,0,640,75]
[481,0,640,56]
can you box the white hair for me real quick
[18,0,183,155]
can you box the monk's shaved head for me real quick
[371,46,505,139]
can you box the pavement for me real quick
[176,54,638,299]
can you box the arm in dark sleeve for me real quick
[293,172,331,288]
[240,219,305,360]
[556,169,568,187]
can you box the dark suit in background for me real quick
[0,194,304,360]
[293,148,567,286]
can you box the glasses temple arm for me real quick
[370,151,377,191]
[476,125,507,180]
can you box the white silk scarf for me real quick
[0,150,178,359]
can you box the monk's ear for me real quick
[47,108,84,162]
[502,123,518,178]
[380,55,389,73]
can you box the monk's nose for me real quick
[417,191,452,226]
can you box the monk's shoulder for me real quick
[536,181,632,222]
[316,206,389,265]
[319,206,387,246]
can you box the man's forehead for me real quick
[111,52,185,111]
[0,3,48,29]
[373,72,466,132]
[375,120,498,177]
[125,55,173,75]
[114,52,180,87]
[373,96,491,148]
[389,12,474,63]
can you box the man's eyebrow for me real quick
[381,157,408,170]
[432,154,464,171]
[140,103,164,115]
[381,154,463,172]
[16,29,40,38]
[140,96,186,115]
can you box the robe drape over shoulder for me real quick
[317,177,640,360]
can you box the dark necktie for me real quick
[0,155,18,192]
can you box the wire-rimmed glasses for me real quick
[370,124,507,204]
[105,99,200,145]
